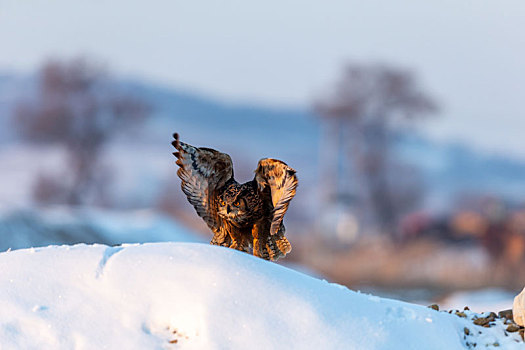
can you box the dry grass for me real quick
[293,235,525,291]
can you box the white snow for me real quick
[1,242,523,349]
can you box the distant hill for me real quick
[1,73,525,211]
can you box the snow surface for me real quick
[1,243,522,349]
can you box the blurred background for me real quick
[1,0,525,311]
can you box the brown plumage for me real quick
[171,133,297,261]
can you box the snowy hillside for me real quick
[0,243,522,349]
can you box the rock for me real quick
[498,309,513,320]
[506,324,520,333]
[455,311,467,318]
[473,317,489,326]
[464,327,470,335]
[428,304,439,311]
[513,288,525,326]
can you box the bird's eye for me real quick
[220,199,226,206]
[233,201,240,207]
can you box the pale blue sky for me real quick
[1,0,525,157]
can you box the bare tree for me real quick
[315,63,438,236]
[14,57,151,206]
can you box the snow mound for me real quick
[0,243,522,349]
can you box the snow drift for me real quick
[0,243,521,349]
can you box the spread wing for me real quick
[254,158,298,235]
[171,133,233,233]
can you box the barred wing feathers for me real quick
[171,133,233,232]
[254,158,298,235]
